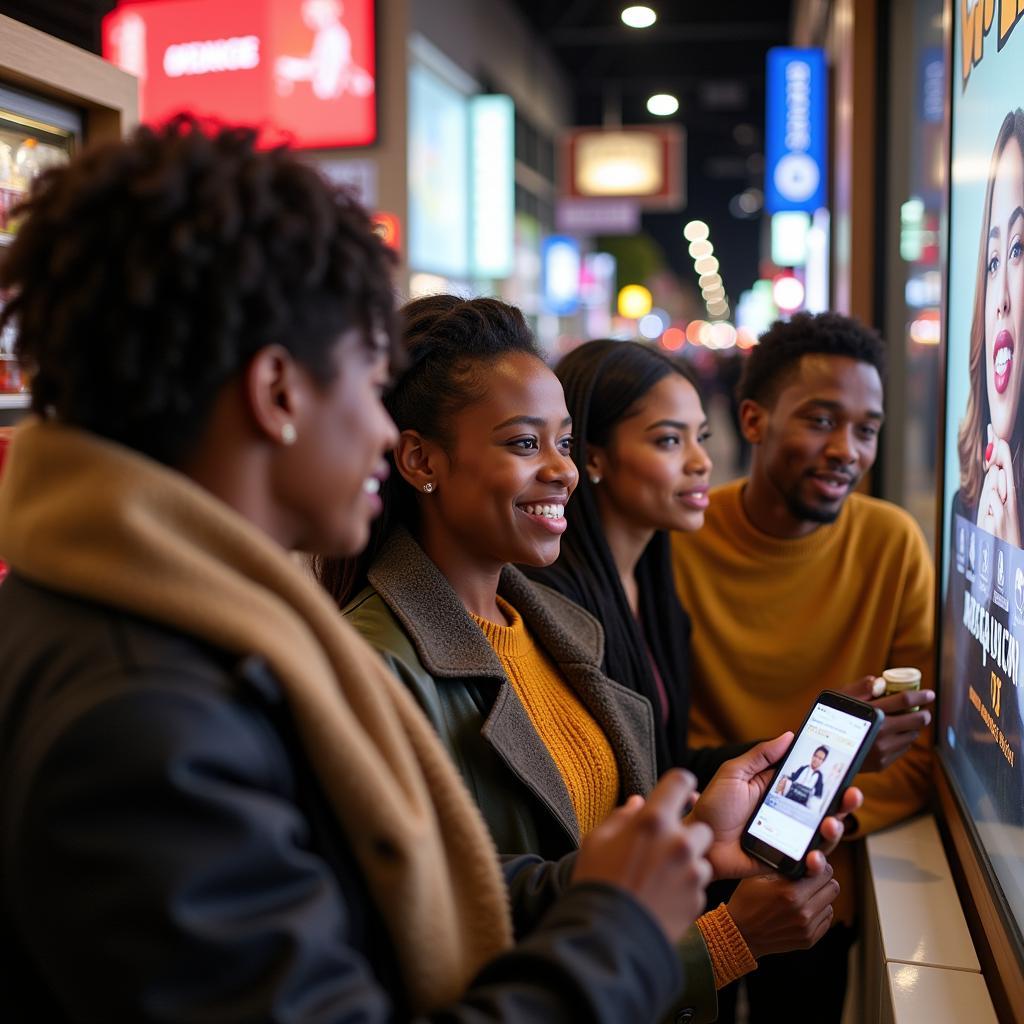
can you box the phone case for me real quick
[740,690,885,878]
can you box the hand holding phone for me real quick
[686,731,863,881]
[740,690,883,878]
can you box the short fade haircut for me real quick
[737,312,887,407]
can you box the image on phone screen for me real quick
[746,699,875,862]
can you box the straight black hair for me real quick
[525,340,703,777]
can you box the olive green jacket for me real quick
[344,529,717,1023]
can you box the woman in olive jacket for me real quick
[323,296,857,1021]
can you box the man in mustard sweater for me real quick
[672,312,935,1024]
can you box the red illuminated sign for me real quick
[103,0,376,150]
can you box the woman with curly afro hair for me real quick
[0,116,720,1023]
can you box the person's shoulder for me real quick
[343,585,422,666]
[845,492,925,540]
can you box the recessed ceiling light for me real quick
[647,93,679,116]
[621,6,657,29]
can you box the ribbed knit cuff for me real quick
[695,903,758,989]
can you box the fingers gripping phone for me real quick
[741,690,884,878]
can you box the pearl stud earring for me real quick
[589,475,601,485]
[422,482,434,493]
[281,423,297,445]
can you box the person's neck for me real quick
[741,471,823,540]
[595,495,654,616]
[416,518,508,624]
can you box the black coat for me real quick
[0,573,683,1023]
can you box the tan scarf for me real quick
[0,418,513,1011]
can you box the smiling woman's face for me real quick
[589,372,713,534]
[985,138,1024,443]
[426,351,578,569]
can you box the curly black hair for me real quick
[737,311,887,406]
[0,114,398,465]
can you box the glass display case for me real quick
[0,84,80,406]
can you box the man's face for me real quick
[811,749,826,770]
[744,354,884,529]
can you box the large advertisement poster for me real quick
[940,1,1024,928]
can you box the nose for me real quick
[825,425,857,465]
[685,439,712,478]
[997,259,1012,318]
[539,445,578,494]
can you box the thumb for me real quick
[731,732,793,778]
[846,675,879,700]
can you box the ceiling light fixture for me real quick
[621,6,657,29]
[647,93,679,116]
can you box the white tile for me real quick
[865,815,979,971]
[886,962,997,1024]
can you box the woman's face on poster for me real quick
[985,138,1024,442]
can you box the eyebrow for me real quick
[801,399,884,420]
[492,415,573,432]
[990,206,1024,240]
[644,418,709,432]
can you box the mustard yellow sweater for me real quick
[672,479,934,924]
[474,594,757,986]
[471,596,619,837]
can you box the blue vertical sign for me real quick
[765,48,827,213]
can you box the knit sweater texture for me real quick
[672,479,934,924]
[471,596,620,837]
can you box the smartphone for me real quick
[740,690,884,878]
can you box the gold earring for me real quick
[281,423,297,446]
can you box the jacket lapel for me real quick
[367,530,658,845]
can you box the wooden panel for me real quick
[0,13,136,139]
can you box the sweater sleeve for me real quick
[847,521,934,836]
[695,904,758,989]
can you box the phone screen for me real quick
[746,699,874,861]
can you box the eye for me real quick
[698,430,712,444]
[989,253,1000,277]
[655,435,681,448]
[558,434,575,454]
[508,437,539,451]
[1011,237,1023,263]
[856,425,879,440]
[807,415,834,430]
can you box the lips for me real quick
[994,330,1014,395]
[677,488,710,511]
[809,471,853,501]
[516,497,569,535]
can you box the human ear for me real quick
[245,345,308,446]
[739,399,767,445]
[586,443,610,485]
[395,430,443,493]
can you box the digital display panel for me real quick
[103,0,376,149]
[939,0,1024,942]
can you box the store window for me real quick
[881,0,946,551]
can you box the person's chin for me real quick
[788,493,844,525]
[514,535,562,568]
